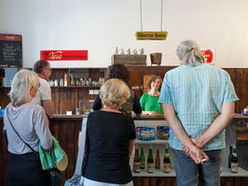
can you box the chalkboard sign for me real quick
[0,34,22,68]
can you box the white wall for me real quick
[0,0,248,68]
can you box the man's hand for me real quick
[183,144,209,164]
[192,138,203,148]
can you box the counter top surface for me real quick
[51,114,165,120]
[0,113,248,121]
[47,113,248,120]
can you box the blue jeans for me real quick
[172,149,221,186]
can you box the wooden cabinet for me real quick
[0,68,107,114]
[126,66,248,114]
[1,66,248,114]
[49,68,107,114]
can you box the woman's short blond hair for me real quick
[9,69,39,106]
[100,78,130,108]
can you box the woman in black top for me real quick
[81,79,136,186]
[92,64,142,117]
[92,64,141,173]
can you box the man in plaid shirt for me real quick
[159,40,239,186]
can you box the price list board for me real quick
[0,34,22,68]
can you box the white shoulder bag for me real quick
[64,114,88,186]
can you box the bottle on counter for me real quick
[59,78,64,86]
[54,79,58,86]
[133,149,141,173]
[155,149,160,169]
[147,147,154,173]
[140,147,145,169]
[163,144,171,173]
[64,74,68,87]
[70,73,74,86]
[228,145,233,168]
[231,144,238,173]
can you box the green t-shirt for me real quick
[140,93,163,114]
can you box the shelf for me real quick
[135,139,168,144]
[134,120,168,126]
[132,167,248,177]
[237,137,248,141]
[133,168,175,177]
[220,167,248,177]
[51,86,101,88]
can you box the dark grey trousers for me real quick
[172,149,221,186]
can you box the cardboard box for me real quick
[111,54,146,66]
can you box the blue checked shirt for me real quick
[158,64,239,151]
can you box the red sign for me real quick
[40,50,88,61]
[201,49,214,64]
[0,34,22,41]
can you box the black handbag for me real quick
[49,168,62,186]
[6,111,62,186]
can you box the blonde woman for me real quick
[140,75,163,116]
[3,69,53,186]
[81,79,135,186]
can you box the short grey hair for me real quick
[176,40,205,66]
[9,69,39,106]
[32,60,50,74]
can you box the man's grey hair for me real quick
[32,60,50,74]
[176,40,205,66]
[9,69,39,106]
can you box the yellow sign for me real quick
[136,31,168,40]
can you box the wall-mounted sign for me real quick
[40,50,88,61]
[0,34,22,68]
[201,49,214,64]
[136,31,168,40]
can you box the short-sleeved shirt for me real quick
[140,93,163,114]
[92,90,142,115]
[82,110,136,184]
[32,77,52,105]
[3,103,53,153]
[158,64,239,151]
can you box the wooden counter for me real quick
[50,113,248,119]
[1,114,248,186]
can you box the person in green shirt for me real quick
[140,75,163,116]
